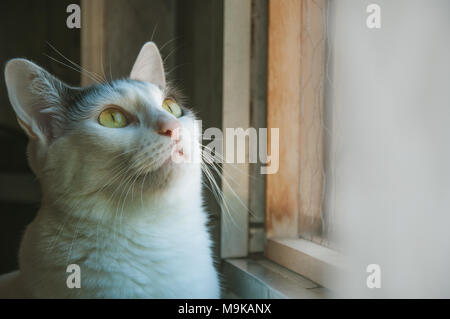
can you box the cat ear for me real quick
[130,42,166,90]
[4,58,69,142]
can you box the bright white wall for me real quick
[326,0,450,297]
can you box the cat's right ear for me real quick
[130,42,166,90]
[4,59,68,143]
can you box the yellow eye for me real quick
[98,108,128,128]
[162,98,182,118]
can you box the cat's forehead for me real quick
[110,80,163,108]
[79,79,164,113]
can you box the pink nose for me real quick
[156,117,181,139]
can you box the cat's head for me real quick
[4,42,201,205]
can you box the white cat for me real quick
[0,42,220,298]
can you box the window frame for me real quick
[264,0,344,289]
[220,0,344,292]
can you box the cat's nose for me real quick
[156,117,181,140]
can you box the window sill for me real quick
[221,256,328,299]
[265,238,346,290]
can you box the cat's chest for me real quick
[29,217,218,298]
[77,236,207,297]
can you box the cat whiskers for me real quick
[116,144,174,214]
[106,143,174,250]
[45,42,106,84]
[200,154,242,232]
[198,142,259,211]
[44,145,144,209]
[45,145,158,260]
[111,145,174,253]
[65,211,86,265]
[196,142,255,233]
[92,146,146,194]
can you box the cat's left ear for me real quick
[130,42,166,90]
[4,59,70,143]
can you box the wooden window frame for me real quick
[264,0,344,289]
[220,0,268,259]
[220,0,344,290]
[220,0,252,258]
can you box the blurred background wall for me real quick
[0,0,224,275]
[325,0,450,297]
[0,0,80,274]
